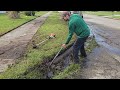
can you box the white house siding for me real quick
[0,11,6,13]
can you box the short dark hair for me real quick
[62,11,70,17]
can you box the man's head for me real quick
[62,11,71,21]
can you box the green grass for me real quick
[53,64,80,79]
[111,16,120,19]
[0,11,76,79]
[84,11,120,19]
[0,11,48,36]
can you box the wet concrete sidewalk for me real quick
[79,46,120,79]
[0,11,52,72]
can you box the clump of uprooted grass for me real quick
[53,64,80,79]
[52,38,98,79]
[0,11,76,79]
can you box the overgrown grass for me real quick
[0,11,76,79]
[0,11,47,36]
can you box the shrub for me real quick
[24,11,35,16]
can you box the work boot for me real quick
[81,55,87,58]
[74,59,80,64]
[78,52,87,57]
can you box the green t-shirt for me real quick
[65,14,90,44]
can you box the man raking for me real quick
[62,11,90,64]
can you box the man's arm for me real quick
[65,22,74,44]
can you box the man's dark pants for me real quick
[73,36,88,64]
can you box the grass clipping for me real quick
[53,64,80,79]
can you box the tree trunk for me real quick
[8,11,20,19]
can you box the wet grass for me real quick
[85,38,98,53]
[0,11,76,79]
[0,11,48,36]
[53,64,80,79]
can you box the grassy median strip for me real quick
[0,11,76,79]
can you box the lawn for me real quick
[84,11,120,19]
[0,11,48,36]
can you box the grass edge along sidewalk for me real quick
[0,11,48,37]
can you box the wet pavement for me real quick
[78,14,120,79]
[80,46,120,79]
[0,11,52,72]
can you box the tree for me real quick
[8,11,20,19]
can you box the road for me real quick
[79,14,120,79]
[0,11,52,73]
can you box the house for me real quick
[0,11,6,13]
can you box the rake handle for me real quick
[36,38,49,46]
[49,47,63,66]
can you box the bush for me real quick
[24,11,35,16]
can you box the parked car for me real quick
[0,11,6,13]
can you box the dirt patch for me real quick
[21,44,74,79]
